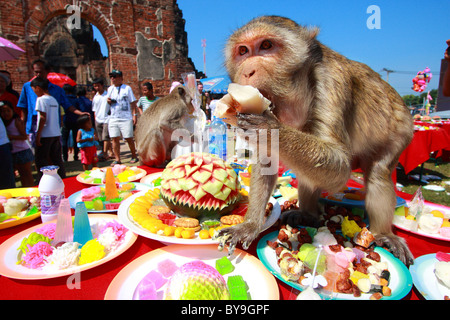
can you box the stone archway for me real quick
[0,0,197,96]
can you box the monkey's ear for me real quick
[177,86,186,97]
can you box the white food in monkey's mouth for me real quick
[214,84,271,125]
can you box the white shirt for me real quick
[106,84,136,120]
[35,95,61,138]
[92,90,109,123]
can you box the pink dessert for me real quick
[23,241,53,269]
[35,223,56,239]
[81,186,101,201]
[157,259,179,278]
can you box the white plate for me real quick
[410,253,450,300]
[393,202,450,242]
[257,231,413,300]
[104,244,279,300]
[0,214,137,280]
[68,182,151,213]
[140,172,162,186]
[117,190,281,245]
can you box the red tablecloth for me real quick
[398,127,450,174]
[0,167,448,300]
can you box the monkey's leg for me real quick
[216,162,277,255]
[364,159,414,266]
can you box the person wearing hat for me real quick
[106,70,139,164]
[0,72,19,117]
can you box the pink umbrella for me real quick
[0,36,25,61]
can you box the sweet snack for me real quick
[16,218,130,271]
[160,152,241,221]
[173,217,201,232]
[164,260,230,300]
[0,194,40,223]
[81,183,138,211]
[220,214,244,226]
[215,84,271,126]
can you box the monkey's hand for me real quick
[237,109,281,131]
[214,220,262,256]
[374,233,415,266]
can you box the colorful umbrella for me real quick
[0,36,25,61]
[30,73,77,87]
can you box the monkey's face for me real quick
[225,16,318,103]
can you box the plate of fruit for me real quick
[0,188,41,229]
[76,164,147,185]
[118,152,280,245]
[105,244,279,300]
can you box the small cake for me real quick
[81,186,101,201]
[164,260,230,300]
[435,261,450,289]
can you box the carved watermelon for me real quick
[160,152,241,221]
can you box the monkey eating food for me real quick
[215,16,414,266]
[135,85,194,167]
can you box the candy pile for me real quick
[78,165,145,184]
[268,203,393,300]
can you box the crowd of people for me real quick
[0,59,166,190]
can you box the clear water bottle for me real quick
[209,117,227,160]
[39,165,65,223]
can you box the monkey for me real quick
[216,16,415,266]
[135,85,194,167]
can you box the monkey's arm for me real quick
[237,110,351,192]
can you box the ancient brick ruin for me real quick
[0,0,198,96]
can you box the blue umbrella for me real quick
[200,75,231,94]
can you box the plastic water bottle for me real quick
[209,117,227,160]
[39,165,65,223]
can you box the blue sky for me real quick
[175,0,450,97]
[93,0,450,97]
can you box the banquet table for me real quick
[398,126,450,175]
[0,165,448,300]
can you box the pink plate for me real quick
[105,244,279,300]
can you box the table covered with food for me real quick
[0,153,448,301]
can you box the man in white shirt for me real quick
[92,78,112,161]
[106,70,138,164]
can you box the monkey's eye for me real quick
[260,40,272,50]
[238,46,249,55]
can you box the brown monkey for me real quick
[135,85,194,167]
[217,16,414,265]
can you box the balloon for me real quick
[412,67,432,92]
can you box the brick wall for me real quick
[0,0,197,97]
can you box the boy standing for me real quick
[31,77,66,181]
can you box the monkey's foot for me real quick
[213,221,261,256]
[374,233,414,266]
[279,210,322,228]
